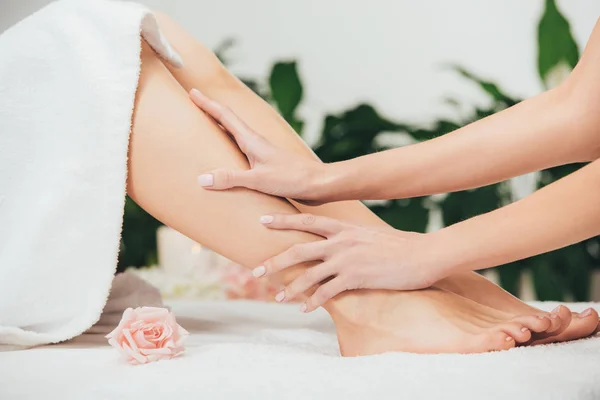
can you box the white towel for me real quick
[2,300,600,400]
[0,0,181,347]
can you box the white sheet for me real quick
[1,300,599,400]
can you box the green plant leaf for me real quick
[314,104,408,162]
[269,61,303,122]
[559,245,592,301]
[440,184,504,227]
[369,198,429,233]
[530,255,565,301]
[405,119,461,142]
[496,262,524,297]
[537,0,579,86]
[448,65,518,107]
[119,196,163,271]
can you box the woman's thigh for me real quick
[151,12,387,226]
[129,40,321,278]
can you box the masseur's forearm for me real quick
[428,156,600,276]
[322,20,600,202]
[323,83,595,201]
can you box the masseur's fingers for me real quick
[254,241,328,277]
[197,168,255,190]
[274,262,337,304]
[190,88,265,153]
[302,278,349,312]
[260,213,348,238]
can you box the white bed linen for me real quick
[1,300,599,400]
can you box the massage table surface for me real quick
[1,300,599,400]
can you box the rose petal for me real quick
[157,324,172,342]
[134,307,170,322]
[105,308,137,339]
[107,307,187,365]
[134,329,154,349]
[122,343,147,365]
[122,329,140,353]
[178,325,189,337]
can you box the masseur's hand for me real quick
[190,89,328,205]
[252,213,448,312]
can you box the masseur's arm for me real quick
[249,155,600,311]
[194,18,600,204]
[426,156,600,275]
[325,81,597,201]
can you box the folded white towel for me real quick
[0,0,180,347]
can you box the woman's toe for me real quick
[496,322,531,343]
[530,308,596,345]
[554,309,598,341]
[473,331,516,353]
[511,314,551,333]
[546,305,572,334]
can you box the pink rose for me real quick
[221,262,282,301]
[105,307,189,365]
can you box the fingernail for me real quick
[520,327,529,332]
[260,215,274,224]
[275,291,285,302]
[300,303,307,313]
[580,308,594,318]
[190,88,208,100]
[197,174,213,187]
[252,266,266,278]
[505,336,513,342]
[552,305,562,314]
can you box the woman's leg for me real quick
[128,39,555,356]
[150,11,598,344]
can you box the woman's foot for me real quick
[436,272,599,345]
[327,287,551,356]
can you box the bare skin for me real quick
[126,21,560,355]
[148,11,600,346]
[177,11,600,343]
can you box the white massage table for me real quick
[1,300,600,400]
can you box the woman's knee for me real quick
[152,11,239,92]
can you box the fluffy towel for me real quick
[1,300,600,400]
[0,0,181,347]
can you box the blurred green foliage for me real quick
[119,0,600,301]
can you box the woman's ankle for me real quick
[322,289,386,327]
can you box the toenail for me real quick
[505,336,513,342]
[275,291,285,302]
[550,313,558,319]
[552,305,562,313]
[252,266,266,278]
[520,327,529,332]
[537,315,546,319]
[580,308,593,318]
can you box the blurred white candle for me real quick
[157,226,201,275]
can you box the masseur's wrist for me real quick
[421,228,470,281]
[307,162,346,203]
[313,160,364,203]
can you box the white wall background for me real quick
[2,0,599,140]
